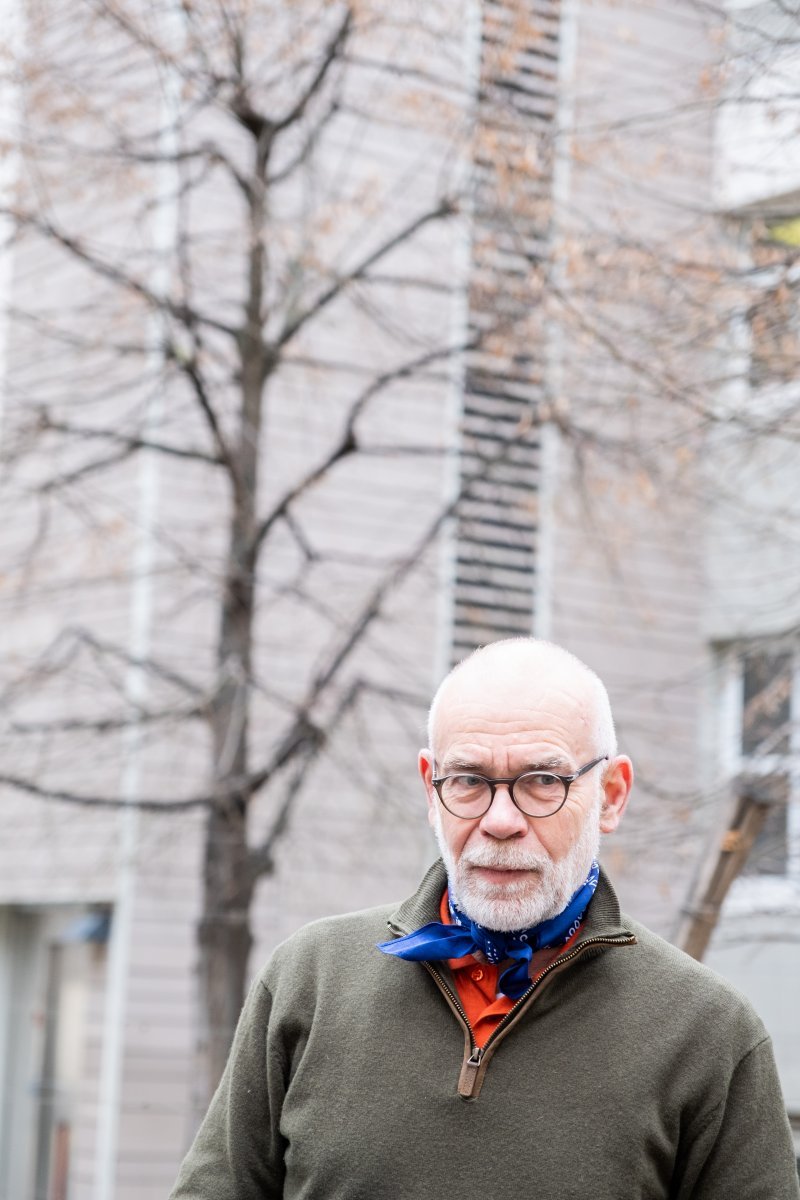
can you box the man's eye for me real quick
[446,774,485,793]
[533,773,560,788]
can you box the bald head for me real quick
[427,638,617,764]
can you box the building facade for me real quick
[0,1,798,1196]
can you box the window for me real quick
[721,640,800,880]
[0,905,108,1200]
[748,216,800,390]
[716,1,800,210]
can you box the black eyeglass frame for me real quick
[431,754,609,820]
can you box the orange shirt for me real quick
[439,891,582,1048]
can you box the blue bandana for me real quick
[378,861,600,1000]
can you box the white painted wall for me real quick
[706,905,800,1113]
[715,2,800,211]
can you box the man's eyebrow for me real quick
[528,757,571,772]
[438,756,571,775]
[438,758,487,774]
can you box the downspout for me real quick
[92,14,182,1198]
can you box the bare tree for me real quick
[0,0,488,1102]
[2,0,800,1118]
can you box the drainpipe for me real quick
[92,14,181,1197]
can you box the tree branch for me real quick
[266,97,341,187]
[8,703,203,735]
[252,335,472,553]
[36,411,224,467]
[6,210,238,339]
[2,427,539,822]
[164,344,238,478]
[274,199,458,351]
[8,627,207,702]
[41,446,138,492]
[246,676,365,881]
[0,772,211,812]
[273,9,352,135]
[236,713,324,798]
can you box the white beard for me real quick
[432,799,601,932]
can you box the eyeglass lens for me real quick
[439,772,565,818]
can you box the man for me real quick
[171,638,800,1199]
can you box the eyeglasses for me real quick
[431,755,608,820]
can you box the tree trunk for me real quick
[196,805,254,1106]
[195,499,263,1111]
[194,512,262,1111]
[194,124,270,1111]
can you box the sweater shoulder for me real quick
[254,902,398,993]
[620,913,768,1047]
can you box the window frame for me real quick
[717,639,800,906]
[746,216,800,391]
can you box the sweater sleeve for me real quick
[676,1035,799,1200]
[169,976,286,1200]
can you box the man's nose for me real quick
[478,783,529,839]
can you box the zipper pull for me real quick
[458,1046,484,1098]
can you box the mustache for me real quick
[462,848,548,871]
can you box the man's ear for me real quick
[419,749,437,829]
[599,755,633,834]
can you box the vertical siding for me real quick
[4,1,795,1196]
[1,3,472,1195]
[545,0,720,933]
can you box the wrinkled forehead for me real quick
[431,653,602,760]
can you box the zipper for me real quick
[413,932,636,1100]
[420,961,478,1090]
[384,920,482,1082]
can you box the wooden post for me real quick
[678,775,786,962]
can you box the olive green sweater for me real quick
[170,863,799,1199]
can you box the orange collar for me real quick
[438,889,584,1047]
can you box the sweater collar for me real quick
[388,858,634,946]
